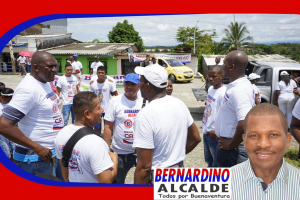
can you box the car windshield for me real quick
[165,59,184,67]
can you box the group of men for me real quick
[0,50,300,199]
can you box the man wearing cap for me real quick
[72,54,83,75]
[248,73,261,105]
[90,55,104,79]
[103,73,143,184]
[133,64,201,184]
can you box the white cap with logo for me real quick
[248,73,261,80]
[280,71,289,76]
[134,64,168,88]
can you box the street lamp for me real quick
[193,20,199,54]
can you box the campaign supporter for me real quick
[202,65,226,167]
[90,74,116,86]
[67,56,80,75]
[0,52,63,180]
[275,71,298,128]
[133,64,201,184]
[0,88,15,159]
[248,73,261,105]
[290,99,300,161]
[55,92,118,183]
[56,63,79,126]
[72,54,83,75]
[103,73,143,184]
[215,50,255,167]
[89,66,118,133]
[292,71,300,85]
[90,55,104,78]
[166,78,173,95]
[17,55,26,76]
[231,104,300,200]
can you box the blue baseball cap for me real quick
[73,54,78,57]
[124,73,140,84]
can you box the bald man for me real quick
[214,50,255,167]
[0,52,63,180]
[215,56,221,65]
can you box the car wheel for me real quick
[187,80,191,83]
[169,74,176,83]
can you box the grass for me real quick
[284,148,300,169]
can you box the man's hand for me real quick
[109,151,118,163]
[90,80,94,85]
[293,89,300,96]
[34,145,52,161]
[208,130,217,139]
[218,137,233,150]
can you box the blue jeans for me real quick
[26,64,31,72]
[216,144,239,167]
[62,104,75,127]
[203,133,218,167]
[0,135,15,158]
[14,157,64,181]
[115,153,136,184]
[237,143,248,164]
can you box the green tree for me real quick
[108,20,145,52]
[221,22,253,52]
[175,27,216,54]
[92,39,101,43]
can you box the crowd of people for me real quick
[0,50,300,199]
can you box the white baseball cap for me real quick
[248,73,260,80]
[134,64,168,88]
[280,71,289,76]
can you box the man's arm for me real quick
[59,159,69,182]
[290,116,300,144]
[255,94,259,105]
[0,116,52,161]
[134,148,153,184]
[111,91,118,96]
[274,90,280,105]
[219,120,244,150]
[103,121,114,148]
[186,122,201,154]
[96,152,118,183]
[56,86,61,96]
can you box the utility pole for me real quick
[193,20,199,54]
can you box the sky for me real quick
[67,14,300,46]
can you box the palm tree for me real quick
[221,22,253,51]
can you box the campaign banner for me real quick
[128,54,192,63]
[154,168,231,200]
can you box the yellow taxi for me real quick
[156,57,194,83]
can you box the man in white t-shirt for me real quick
[89,66,118,133]
[56,63,79,126]
[0,52,63,180]
[202,65,226,167]
[72,54,83,75]
[67,56,80,75]
[133,64,201,184]
[17,55,27,76]
[103,73,143,184]
[90,55,104,78]
[55,91,118,183]
[291,97,300,160]
[215,50,255,167]
[248,73,261,105]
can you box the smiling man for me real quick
[0,52,63,180]
[231,103,300,200]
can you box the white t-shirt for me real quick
[0,102,7,116]
[252,84,261,103]
[73,60,83,70]
[202,86,226,133]
[276,80,297,95]
[71,62,80,73]
[215,76,255,138]
[7,74,63,149]
[89,79,116,112]
[104,94,143,154]
[57,75,78,105]
[132,95,194,168]
[55,124,114,183]
[90,61,104,76]
[17,56,26,64]
[292,100,300,120]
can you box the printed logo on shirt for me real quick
[67,81,77,97]
[53,103,58,113]
[223,93,229,103]
[46,91,57,101]
[124,119,133,128]
[124,109,140,117]
[53,115,63,130]
[50,77,58,92]
[207,95,216,104]
[95,88,107,93]
[69,149,83,174]
[202,104,212,125]
[123,132,134,144]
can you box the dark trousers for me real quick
[216,142,248,167]
[114,153,136,184]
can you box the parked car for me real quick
[155,57,194,83]
[251,62,300,103]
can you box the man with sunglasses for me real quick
[0,51,63,180]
